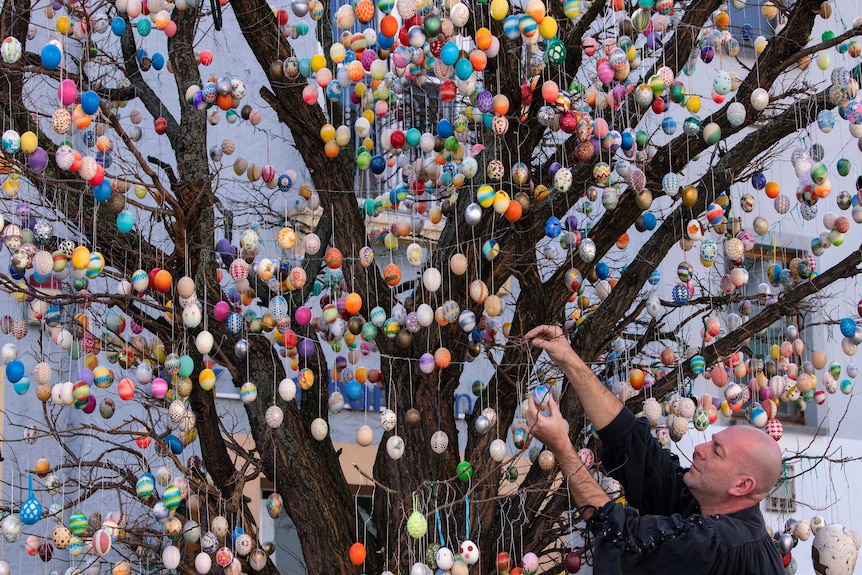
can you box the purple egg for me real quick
[759,387,773,402]
[78,368,95,386]
[298,338,316,358]
[419,353,435,372]
[548,162,562,178]
[216,238,236,266]
[611,84,626,102]
[336,297,347,315]
[711,396,722,410]
[227,287,241,304]
[589,135,601,157]
[565,215,579,230]
[476,90,493,113]
[645,32,662,50]
[28,147,48,172]
[82,395,97,414]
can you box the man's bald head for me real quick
[684,424,783,515]
[719,425,783,496]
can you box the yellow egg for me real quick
[56,15,71,34]
[310,53,327,72]
[816,52,830,71]
[686,95,701,113]
[489,0,508,20]
[71,246,91,270]
[320,123,336,142]
[20,131,37,154]
[134,185,147,199]
[538,16,557,40]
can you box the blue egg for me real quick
[642,212,657,230]
[93,180,112,202]
[136,18,152,36]
[648,269,661,285]
[840,317,857,338]
[595,262,609,280]
[6,359,25,383]
[370,154,386,175]
[544,217,562,238]
[454,58,474,81]
[437,119,453,138]
[111,16,127,36]
[165,434,183,454]
[503,15,520,39]
[117,210,135,233]
[661,116,677,134]
[440,42,459,66]
[151,53,165,70]
[299,57,312,78]
[346,379,363,401]
[620,131,634,151]
[13,374,30,395]
[41,43,61,70]
[81,91,100,115]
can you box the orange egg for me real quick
[35,457,51,477]
[217,93,233,110]
[615,232,629,250]
[629,368,645,390]
[71,246,91,270]
[469,49,487,72]
[504,200,522,222]
[383,263,401,286]
[380,15,398,37]
[475,27,492,51]
[344,292,362,315]
[764,181,780,198]
[153,269,173,293]
[714,11,729,30]
[355,366,368,383]
[492,94,510,116]
[298,368,314,390]
[434,347,451,368]
[324,140,339,158]
[349,542,366,566]
[69,150,83,172]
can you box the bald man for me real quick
[524,325,784,575]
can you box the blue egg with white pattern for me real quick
[648,269,661,286]
[226,312,244,334]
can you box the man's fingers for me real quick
[546,394,560,416]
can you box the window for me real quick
[766,463,796,513]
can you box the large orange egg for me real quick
[764,181,780,198]
[153,269,173,293]
[71,246,91,270]
[475,27,492,51]
[629,368,645,390]
[469,49,487,72]
[349,542,366,566]
[383,263,401,286]
[344,292,362,315]
[434,347,451,368]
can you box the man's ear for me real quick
[728,475,757,498]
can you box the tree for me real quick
[0,0,860,573]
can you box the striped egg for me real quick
[162,486,182,510]
[477,184,495,208]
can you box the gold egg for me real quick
[405,408,421,427]
[635,189,653,210]
[681,185,698,207]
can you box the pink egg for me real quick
[295,306,312,326]
[213,300,231,322]
[151,377,168,398]
[58,79,77,106]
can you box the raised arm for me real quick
[525,325,622,430]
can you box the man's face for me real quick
[683,429,739,502]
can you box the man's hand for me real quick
[524,394,570,454]
[525,325,575,366]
